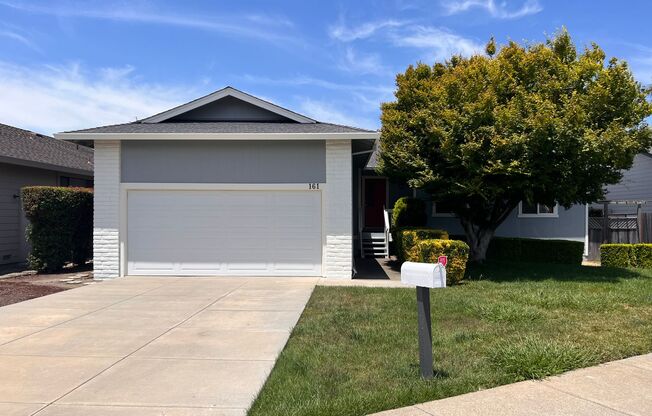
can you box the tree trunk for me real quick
[459,219,496,263]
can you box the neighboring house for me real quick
[57,87,378,279]
[591,153,652,214]
[355,146,588,257]
[0,123,94,265]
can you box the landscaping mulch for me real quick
[0,264,94,307]
[0,281,67,307]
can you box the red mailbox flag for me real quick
[438,256,448,267]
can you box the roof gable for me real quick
[143,86,316,124]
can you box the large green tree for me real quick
[379,30,652,262]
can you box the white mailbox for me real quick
[401,261,446,289]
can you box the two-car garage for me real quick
[126,189,323,276]
[57,87,377,279]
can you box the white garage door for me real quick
[127,190,322,276]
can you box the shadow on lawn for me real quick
[466,261,648,283]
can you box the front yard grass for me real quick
[249,261,652,416]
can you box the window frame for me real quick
[518,201,559,218]
[431,202,456,218]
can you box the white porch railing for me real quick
[383,208,393,258]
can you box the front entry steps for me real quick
[361,231,389,258]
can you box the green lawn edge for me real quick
[249,262,652,416]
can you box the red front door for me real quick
[364,178,387,228]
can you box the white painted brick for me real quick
[324,140,352,279]
[93,141,120,279]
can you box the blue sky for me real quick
[0,0,650,135]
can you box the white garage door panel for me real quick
[127,190,322,276]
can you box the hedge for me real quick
[394,227,449,262]
[21,186,93,272]
[486,237,584,265]
[601,244,652,268]
[404,239,470,284]
[392,197,427,228]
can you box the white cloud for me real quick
[0,61,192,135]
[297,98,378,130]
[442,0,542,19]
[240,74,394,95]
[391,26,484,61]
[329,18,406,42]
[338,47,392,76]
[0,1,302,47]
[0,29,39,51]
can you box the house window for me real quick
[518,201,558,217]
[59,176,94,188]
[432,201,455,217]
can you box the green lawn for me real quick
[249,262,652,416]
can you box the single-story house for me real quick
[1,123,94,265]
[57,87,378,279]
[58,87,592,279]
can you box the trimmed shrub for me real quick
[405,239,469,284]
[633,244,652,268]
[395,227,449,262]
[487,237,584,265]
[21,186,93,272]
[392,197,427,228]
[601,244,652,268]
[600,244,634,268]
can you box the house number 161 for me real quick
[308,183,319,190]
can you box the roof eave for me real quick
[54,132,380,141]
[0,155,93,177]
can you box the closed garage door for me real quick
[127,190,322,276]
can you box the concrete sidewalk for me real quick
[0,276,318,415]
[372,354,652,416]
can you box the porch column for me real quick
[324,139,352,278]
[93,140,121,279]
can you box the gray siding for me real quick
[595,153,652,214]
[0,163,57,264]
[121,140,326,184]
[169,96,291,122]
[604,154,652,201]
[427,203,587,242]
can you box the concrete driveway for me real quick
[0,276,318,415]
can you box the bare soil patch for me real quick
[0,264,94,307]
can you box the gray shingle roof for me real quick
[0,123,93,174]
[63,121,375,135]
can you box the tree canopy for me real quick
[379,29,652,261]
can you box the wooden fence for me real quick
[588,213,652,260]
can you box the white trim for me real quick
[584,204,589,257]
[142,87,316,124]
[55,132,379,141]
[120,182,323,191]
[517,201,559,218]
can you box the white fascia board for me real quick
[141,87,316,124]
[55,132,380,141]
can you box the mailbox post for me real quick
[401,259,447,380]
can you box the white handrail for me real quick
[383,208,393,258]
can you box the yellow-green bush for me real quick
[601,244,652,268]
[404,239,470,284]
[394,228,449,262]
